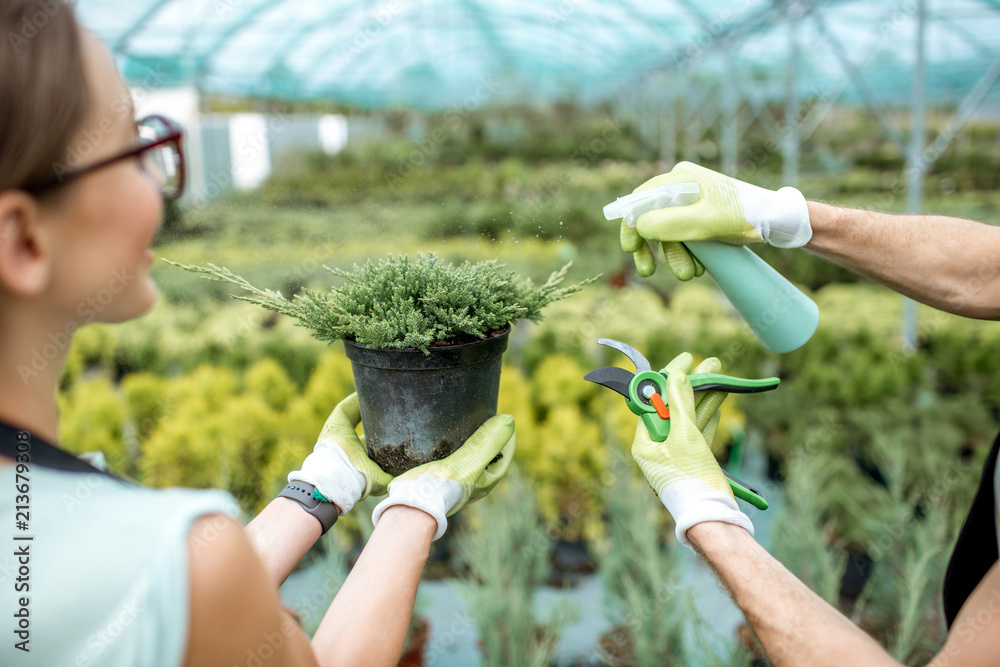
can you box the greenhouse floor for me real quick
[281,448,778,666]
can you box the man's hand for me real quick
[621,162,812,279]
[372,414,515,541]
[631,352,754,547]
[288,393,392,515]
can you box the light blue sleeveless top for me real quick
[0,464,240,666]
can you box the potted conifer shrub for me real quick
[168,253,596,474]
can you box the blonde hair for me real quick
[0,0,90,193]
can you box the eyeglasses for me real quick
[26,115,186,201]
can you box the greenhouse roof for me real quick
[77,0,1000,111]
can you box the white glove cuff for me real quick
[658,478,755,549]
[372,476,463,541]
[734,181,812,248]
[288,442,366,515]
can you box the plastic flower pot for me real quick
[343,328,510,476]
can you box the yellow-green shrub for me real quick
[121,372,169,440]
[258,349,356,505]
[140,393,282,513]
[520,405,606,542]
[244,358,296,411]
[58,376,130,475]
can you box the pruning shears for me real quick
[584,338,779,510]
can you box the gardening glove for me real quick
[631,352,754,548]
[288,393,392,515]
[371,414,515,541]
[620,162,811,280]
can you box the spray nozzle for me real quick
[602,182,701,227]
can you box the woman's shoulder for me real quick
[0,465,244,666]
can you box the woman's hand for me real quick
[288,393,392,515]
[371,414,516,540]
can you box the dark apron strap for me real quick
[943,429,1000,627]
[0,421,117,478]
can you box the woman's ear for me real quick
[0,191,54,297]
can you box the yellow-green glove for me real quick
[288,393,393,515]
[371,414,515,541]
[631,352,754,548]
[620,162,811,280]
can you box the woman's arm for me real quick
[806,202,1000,319]
[186,507,435,667]
[184,514,320,667]
[245,498,326,587]
[310,505,435,666]
[687,520,1000,666]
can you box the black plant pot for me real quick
[343,328,510,476]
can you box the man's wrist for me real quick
[687,520,755,554]
[804,200,839,249]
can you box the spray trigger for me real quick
[602,182,701,227]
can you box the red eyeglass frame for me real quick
[26,114,186,200]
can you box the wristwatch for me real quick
[278,481,340,534]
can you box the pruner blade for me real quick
[597,338,651,373]
[583,366,634,400]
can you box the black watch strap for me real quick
[278,482,339,535]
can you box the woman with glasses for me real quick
[0,2,514,666]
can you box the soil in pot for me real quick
[344,328,510,475]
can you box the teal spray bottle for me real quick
[603,182,819,354]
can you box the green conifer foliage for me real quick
[166,253,598,353]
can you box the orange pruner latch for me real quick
[649,392,670,420]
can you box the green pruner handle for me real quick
[640,411,672,442]
[687,373,781,394]
[723,470,769,510]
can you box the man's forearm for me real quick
[245,497,325,586]
[687,521,899,667]
[806,201,1000,319]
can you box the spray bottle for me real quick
[603,182,819,354]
